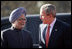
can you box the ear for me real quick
[53,10,56,16]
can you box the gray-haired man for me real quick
[39,4,71,48]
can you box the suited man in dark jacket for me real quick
[39,4,71,48]
[1,7,33,48]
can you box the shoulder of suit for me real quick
[22,29,32,35]
[22,29,33,39]
[23,29,30,33]
[1,28,12,34]
[1,28,12,39]
[56,19,70,28]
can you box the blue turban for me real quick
[9,7,26,23]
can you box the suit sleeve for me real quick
[1,31,8,48]
[64,24,71,48]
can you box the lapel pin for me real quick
[55,29,57,31]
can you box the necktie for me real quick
[46,25,50,48]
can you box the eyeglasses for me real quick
[17,18,27,22]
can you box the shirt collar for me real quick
[11,26,22,31]
[40,18,56,27]
[50,18,56,27]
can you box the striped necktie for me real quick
[46,25,50,48]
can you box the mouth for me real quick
[21,23,25,25]
[21,24,25,27]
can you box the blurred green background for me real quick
[1,1,71,17]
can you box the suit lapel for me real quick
[48,19,59,46]
[48,19,63,47]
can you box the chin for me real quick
[22,25,25,28]
[43,22,47,24]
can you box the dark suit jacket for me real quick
[1,26,33,48]
[39,19,71,48]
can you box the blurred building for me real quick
[1,1,71,17]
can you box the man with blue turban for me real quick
[1,7,33,48]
